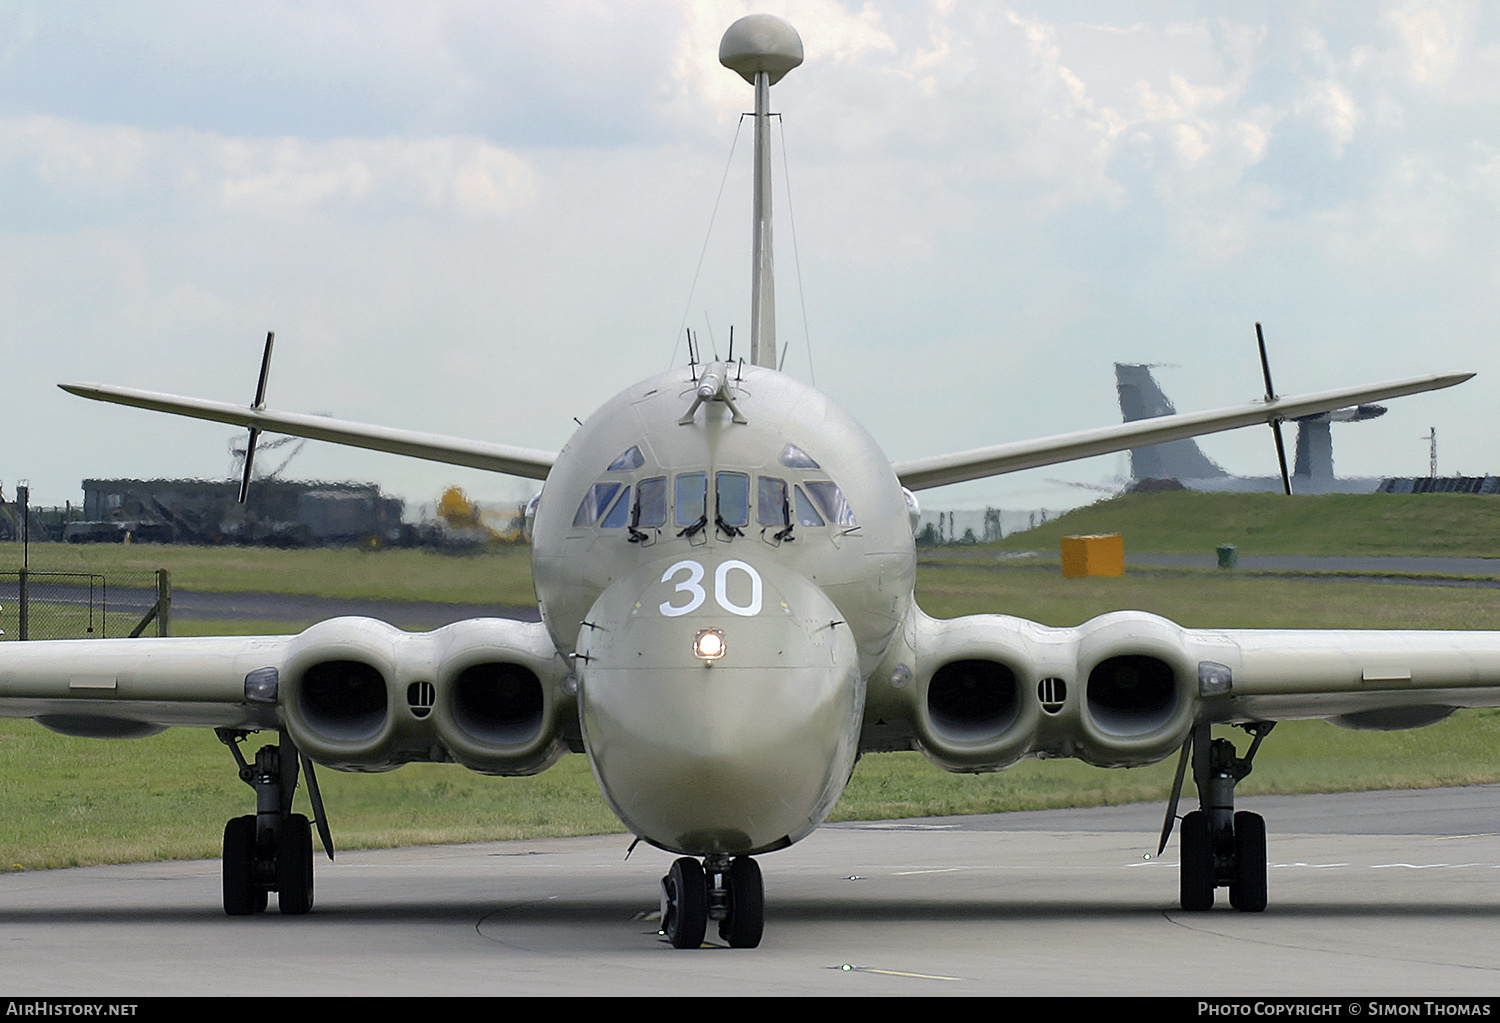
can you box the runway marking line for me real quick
[832,965,960,981]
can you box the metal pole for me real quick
[17,483,28,570]
[157,568,171,637]
[749,70,776,368]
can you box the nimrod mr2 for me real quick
[4,16,1497,948]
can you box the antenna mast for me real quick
[720,15,803,369]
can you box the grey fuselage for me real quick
[530,364,916,856]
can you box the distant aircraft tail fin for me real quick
[1115,364,1228,482]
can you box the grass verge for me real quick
[5,563,1500,869]
[987,491,1500,559]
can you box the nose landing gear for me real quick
[660,854,765,948]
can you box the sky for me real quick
[3,0,1499,519]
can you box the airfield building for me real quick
[76,478,404,546]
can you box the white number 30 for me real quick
[658,559,763,617]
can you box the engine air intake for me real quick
[298,660,388,742]
[927,659,1019,742]
[452,662,545,746]
[1086,655,1177,736]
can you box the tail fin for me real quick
[1115,364,1228,481]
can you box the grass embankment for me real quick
[986,491,1500,559]
[4,493,1500,870]
[9,541,537,606]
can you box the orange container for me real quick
[1059,534,1124,578]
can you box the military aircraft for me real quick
[2,15,1494,949]
[1117,362,1391,494]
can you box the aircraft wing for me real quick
[1201,626,1500,726]
[61,383,557,481]
[879,609,1500,769]
[891,372,1472,491]
[0,634,290,736]
[0,616,571,772]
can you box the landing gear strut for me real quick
[216,730,330,916]
[1170,722,1273,912]
[660,854,765,948]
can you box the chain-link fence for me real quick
[0,569,171,640]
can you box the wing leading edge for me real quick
[892,372,1472,491]
[61,383,557,481]
[0,616,570,775]
[0,634,291,737]
[869,609,1500,771]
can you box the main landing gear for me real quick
[1165,722,1274,913]
[216,730,332,916]
[660,855,765,948]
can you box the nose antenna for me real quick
[720,14,803,370]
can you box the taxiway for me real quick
[2,788,1497,996]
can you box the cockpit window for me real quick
[757,477,790,526]
[805,481,856,526]
[634,476,667,528]
[675,473,707,527]
[573,482,625,527]
[716,472,750,528]
[600,487,631,528]
[779,444,820,469]
[793,485,824,526]
[607,446,645,471]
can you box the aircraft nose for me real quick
[575,557,863,856]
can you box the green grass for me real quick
[6,511,1500,870]
[986,492,1500,559]
[917,563,1500,630]
[0,718,621,870]
[834,711,1500,823]
[1,541,537,606]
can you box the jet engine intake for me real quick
[277,617,566,774]
[1085,654,1178,737]
[1073,612,1198,766]
[901,612,1041,772]
[451,662,544,746]
[298,658,388,742]
[926,659,1021,743]
[884,609,1202,772]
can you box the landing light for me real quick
[1197,661,1233,696]
[694,629,727,661]
[244,666,279,704]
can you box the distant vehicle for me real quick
[63,520,174,544]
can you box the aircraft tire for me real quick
[1229,811,1267,913]
[1179,810,1215,911]
[222,815,266,916]
[276,814,315,915]
[662,857,708,949]
[719,856,764,949]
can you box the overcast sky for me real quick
[3,1,1498,518]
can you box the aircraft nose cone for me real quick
[575,557,863,856]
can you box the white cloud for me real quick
[5,2,1500,509]
[1297,78,1360,154]
[1387,0,1476,86]
[0,118,536,220]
